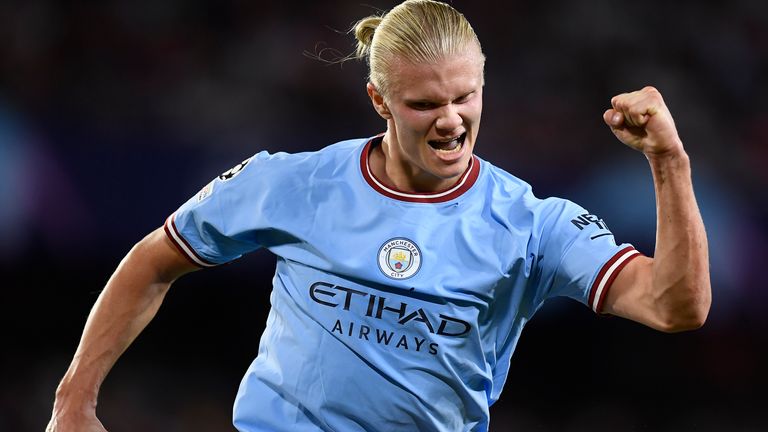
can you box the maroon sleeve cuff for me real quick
[163,213,217,268]
[588,246,642,313]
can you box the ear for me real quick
[366,82,392,119]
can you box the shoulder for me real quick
[477,157,542,210]
[254,137,366,166]
[476,157,584,225]
[232,137,369,182]
[479,157,530,192]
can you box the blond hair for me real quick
[352,0,484,96]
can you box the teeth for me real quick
[429,133,465,152]
[435,136,460,143]
[434,141,462,153]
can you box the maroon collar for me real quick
[360,136,480,203]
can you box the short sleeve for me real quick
[535,198,642,313]
[164,152,271,267]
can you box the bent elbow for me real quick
[657,291,711,333]
[659,313,707,333]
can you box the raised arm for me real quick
[46,227,199,431]
[600,86,711,332]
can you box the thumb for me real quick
[603,109,623,127]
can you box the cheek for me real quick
[466,100,483,122]
[396,112,433,136]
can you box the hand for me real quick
[603,86,684,157]
[46,409,108,432]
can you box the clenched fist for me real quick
[603,86,684,157]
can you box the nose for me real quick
[435,105,463,134]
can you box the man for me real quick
[47,1,710,430]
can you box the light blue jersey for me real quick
[164,136,640,431]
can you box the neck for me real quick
[369,133,463,193]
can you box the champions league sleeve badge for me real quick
[378,238,422,279]
[218,158,251,181]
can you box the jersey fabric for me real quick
[164,135,640,432]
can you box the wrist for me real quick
[54,376,99,412]
[645,145,693,188]
[645,145,690,167]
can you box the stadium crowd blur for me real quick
[1,0,765,430]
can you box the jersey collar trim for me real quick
[360,136,481,203]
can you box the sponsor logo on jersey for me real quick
[309,281,472,356]
[378,238,421,279]
[218,158,251,181]
[571,212,614,240]
[196,180,215,202]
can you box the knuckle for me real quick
[643,85,658,94]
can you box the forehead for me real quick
[386,50,485,102]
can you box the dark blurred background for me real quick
[1,0,766,430]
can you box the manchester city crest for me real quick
[378,238,422,279]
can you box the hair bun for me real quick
[353,16,382,59]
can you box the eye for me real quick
[454,92,474,104]
[409,101,436,110]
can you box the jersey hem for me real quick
[588,246,641,313]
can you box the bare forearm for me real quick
[55,259,171,406]
[648,149,711,329]
[52,229,195,414]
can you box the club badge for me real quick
[378,238,422,279]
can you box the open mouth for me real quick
[428,132,467,153]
